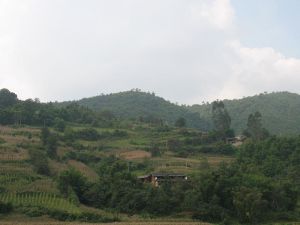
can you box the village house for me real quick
[138,173,188,187]
[226,135,246,146]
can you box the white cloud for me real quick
[0,0,300,104]
[215,41,300,100]
[190,0,235,30]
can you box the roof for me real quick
[138,173,187,178]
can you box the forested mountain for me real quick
[59,90,211,130]
[60,90,300,135]
[190,92,300,135]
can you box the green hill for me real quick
[60,90,300,135]
[189,92,300,135]
[59,90,211,130]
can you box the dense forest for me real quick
[0,88,299,224]
[58,89,211,130]
[59,90,300,135]
[190,91,300,135]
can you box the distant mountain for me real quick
[58,90,211,130]
[189,92,300,135]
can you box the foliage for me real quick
[57,168,88,204]
[53,117,66,132]
[28,148,50,175]
[243,111,270,140]
[58,90,211,130]
[0,201,13,214]
[40,127,58,159]
[190,91,300,135]
[0,88,18,109]
[212,100,232,139]
[175,117,186,128]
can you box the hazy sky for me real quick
[1,0,300,104]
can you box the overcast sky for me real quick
[1,0,300,104]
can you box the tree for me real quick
[28,149,50,175]
[41,127,50,145]
[244,111,269,140]
[0,89,18,109]
[57,168,87,204]
[40,127,58,158]
[54,117,66,132]
[212,101,231,138]
[46,134,58,159]
[175,117,186,128]
[233,187,267,223]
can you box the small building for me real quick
[226,135,246,146]
[138,173,188,187]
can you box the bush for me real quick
[21,206,47,217]
[28,149,50,175]
[0,201,13,214]
[192,203,225,222]
[48,210,119,223]
[76,128,99,141]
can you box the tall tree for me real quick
[175,117,186,128]
[212,101,231,138]
[244,111,269,140]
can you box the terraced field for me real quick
[0,125,236,223]
[0,222,213,225]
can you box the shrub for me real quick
[0,201,13,214]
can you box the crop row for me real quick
[0,192,80,214]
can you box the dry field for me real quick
[0,147,29,161]
[205,155,235,167]
[120,150,151,160]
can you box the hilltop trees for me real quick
[0,89,18,109]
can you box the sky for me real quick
[1,0,300,104]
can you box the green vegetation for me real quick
[190,91,300,135]
[58,89,210,130]
[0,88,299,224]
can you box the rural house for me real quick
[138,173,188,187]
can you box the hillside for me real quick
[190,92,300,135]
[58,90,211,131]
[60,90,300,135]
[0,88,299,224]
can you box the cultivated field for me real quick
[0,222,213,225]
[1,222,299,225]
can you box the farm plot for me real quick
[0,192,80,214]
[0,222,212,225]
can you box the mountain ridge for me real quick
[57,90,300,135]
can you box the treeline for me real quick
[52,136,299,224]
[59,89,211,130]
[190,91,300,135]
[0,89,115,127]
